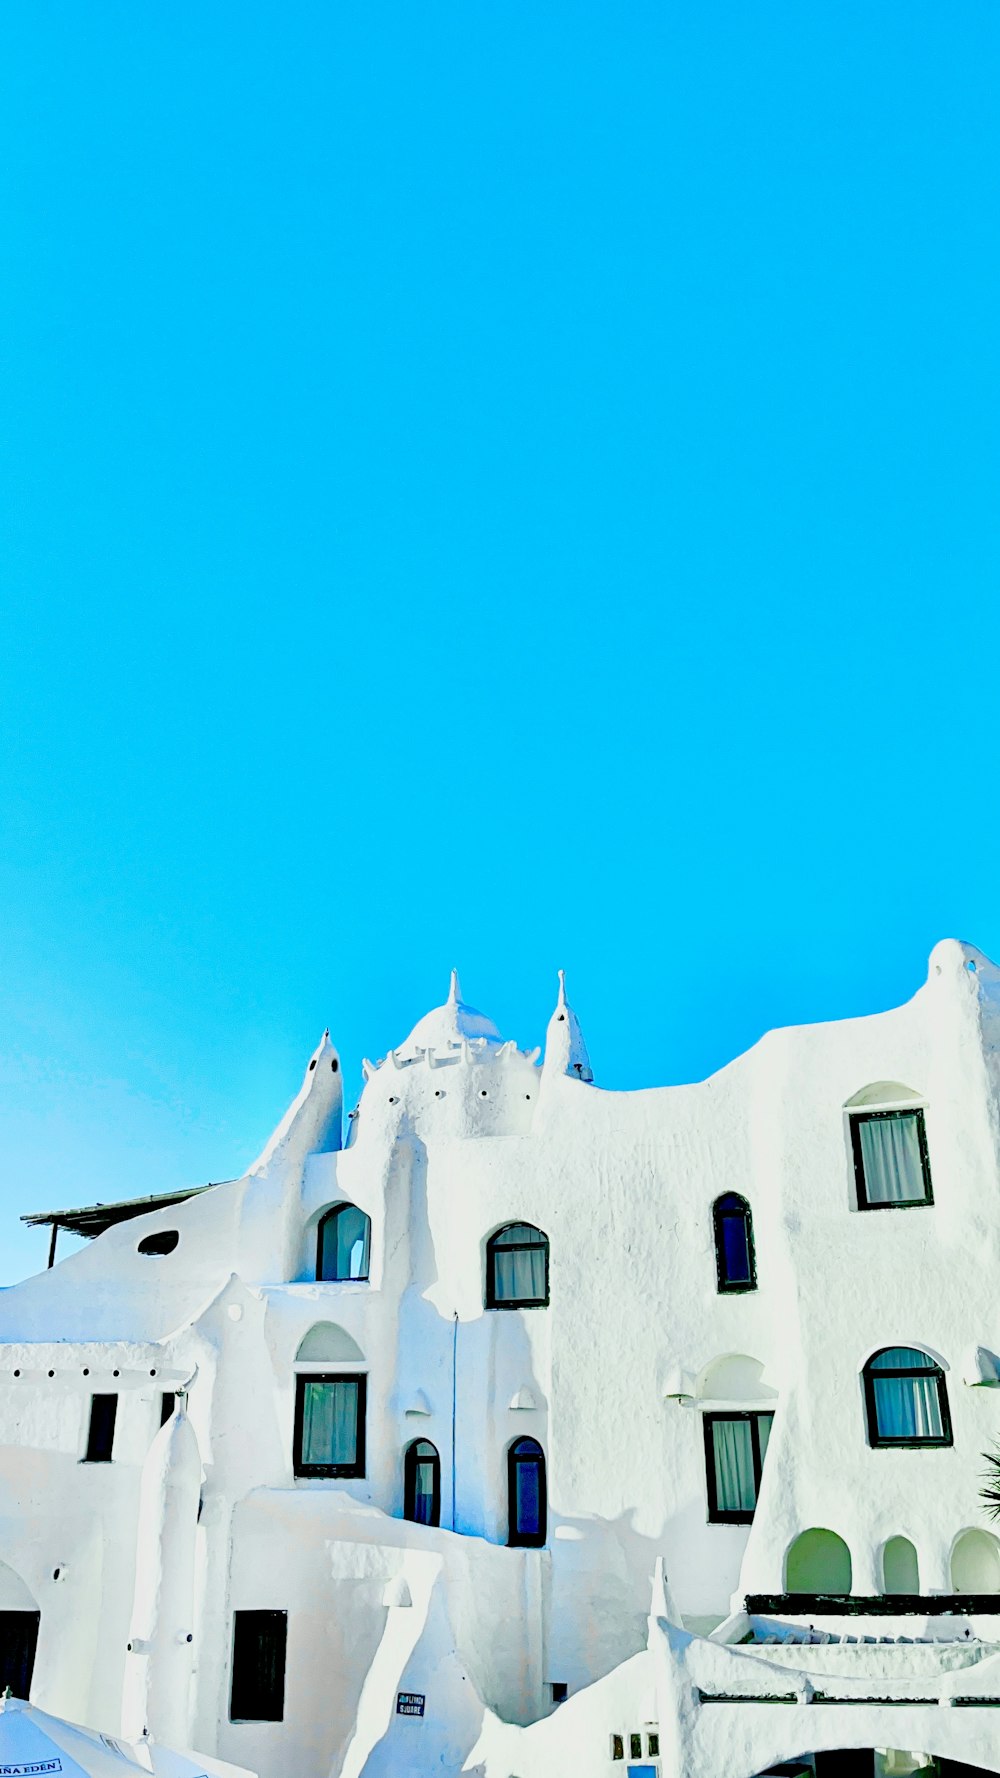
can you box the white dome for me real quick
[397,971,502,1057]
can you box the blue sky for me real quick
[1,3,998,1282]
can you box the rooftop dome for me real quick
[398,970,502,1057]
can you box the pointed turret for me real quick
[542,970,593,1083]
[247,1028,343,1174]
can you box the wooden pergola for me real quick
[22,1184,216,1267]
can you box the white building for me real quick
[2,941,1000,1778]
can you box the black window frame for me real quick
[293,1372,366,1478]
[403,1438,441,1528]
[485,1223,550,1311]
[704,1410,774,1524]
[316,1203,372,1283]
[83,1393,118,1464]
[712,1193,757,1293]
[850,1107,933,1211]
[507,1436,547,1548]
[862,1347,952,1450]
[229,1609,287,1723]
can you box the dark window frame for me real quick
[83,1393,118,1464]
[507,1436,547,1547]
[229,1609,287,1723]
[485,1223,550,1311]
[862,1348,952,1449]
[293,1372,366,1478]
[712,1193,757,1293]
[703,1410,774,1524]
[403,1438,441,1527]
[850,1107,933,1211]
[316,1203,372,1283]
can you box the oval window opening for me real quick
[137,1230,179,1257]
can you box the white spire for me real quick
[543,969,593,1084]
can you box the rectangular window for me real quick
[160,1392,176,1427]
[84,1394,118,1463]
[704,1411,774,1523]
[229,1610,287,1722]
[293,1374,366,1477]
[0,1611,40,1698]
[851,1109,933,1209]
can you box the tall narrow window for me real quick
[486,1224,549,1309]
[160,1392,176,1427]
[229,1610,287,1722]
[317,1204,371,1282]
[850,1108,933,1209]
[293,1373,366,1477]
[862,1347,951,1448]
[403,1439,441,1527]
[0,1612,40,1699]
[84,1394,118,1463]
[704,1411,773,1523]
[713,1194,756,1292]
[508,1437,546,1547]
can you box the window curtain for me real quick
[858,1114,924,1203]
[873,1373,943,1439]
[411,1453,437,1525]
[494,1245,546,1301]
[321,1207,371,1281]
[301,1378,358,1466]
[711,1418,757,1513]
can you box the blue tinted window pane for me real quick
[515,1459,541,1537]
[319,1206,371,1281]
[721,1214,751,1283]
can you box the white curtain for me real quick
[873,1373,943,1439]
[494,1245,546,1301]
[301,1379,358,1466]
[711,1419,756,1513]
[858,1114,924,1203]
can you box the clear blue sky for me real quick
[1,3,998,1282]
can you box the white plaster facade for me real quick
[1,942,1000,1777]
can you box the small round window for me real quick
[137,1230,179,1257]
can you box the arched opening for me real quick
[951,1527,1000,1593]
[507,1437,546,1547]
[713,1193,756,1292]
[882,1534,920,1594]
[862,1347,951,1448]
[785,1527,852,1593]
[844,1083,932,1210]
[486,1223,549,1309]
[0,1560,40,1699]
[316,1204,371,1282]
[403,1439,441,1528]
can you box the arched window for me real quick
[713,1194,756,1292]
[508,1437,546,1547]
[403,1440,441,1528]
[317,1204,371,1282]
[862,1347,951,1448]
[845,1084,933,1209]
[486,1224,549,1309]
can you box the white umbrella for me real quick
[0,1698,253,1778]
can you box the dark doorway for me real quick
[0,1611,40,1698]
